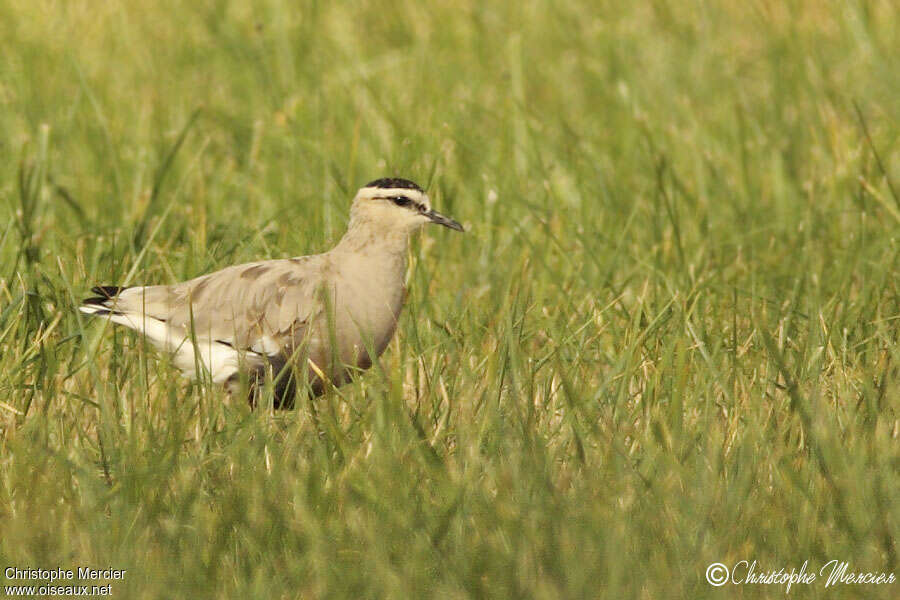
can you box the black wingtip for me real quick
[91,286,127,298]
[82,296,111,307]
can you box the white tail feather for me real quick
[80,307,244,383]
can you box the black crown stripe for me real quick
[364,178,423,192]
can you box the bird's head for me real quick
[349,178,464,235]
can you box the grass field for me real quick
[1,0,898,598]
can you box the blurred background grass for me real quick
[0,0,898,598]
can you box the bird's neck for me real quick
[333,220,411,259]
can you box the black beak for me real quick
[425,209,464,232]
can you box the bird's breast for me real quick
[318,254,407,372]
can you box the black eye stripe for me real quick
[384,196,426,211]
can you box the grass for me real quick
[0,0,898,598]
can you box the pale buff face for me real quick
[350,186,434,233]
[349,184,463,234]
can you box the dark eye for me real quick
[391,196,412,207]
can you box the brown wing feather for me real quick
[113,257,325,354]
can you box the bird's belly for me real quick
[337,285,402,362]
[301,274,403,386]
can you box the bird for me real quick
[78,177,464,408]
